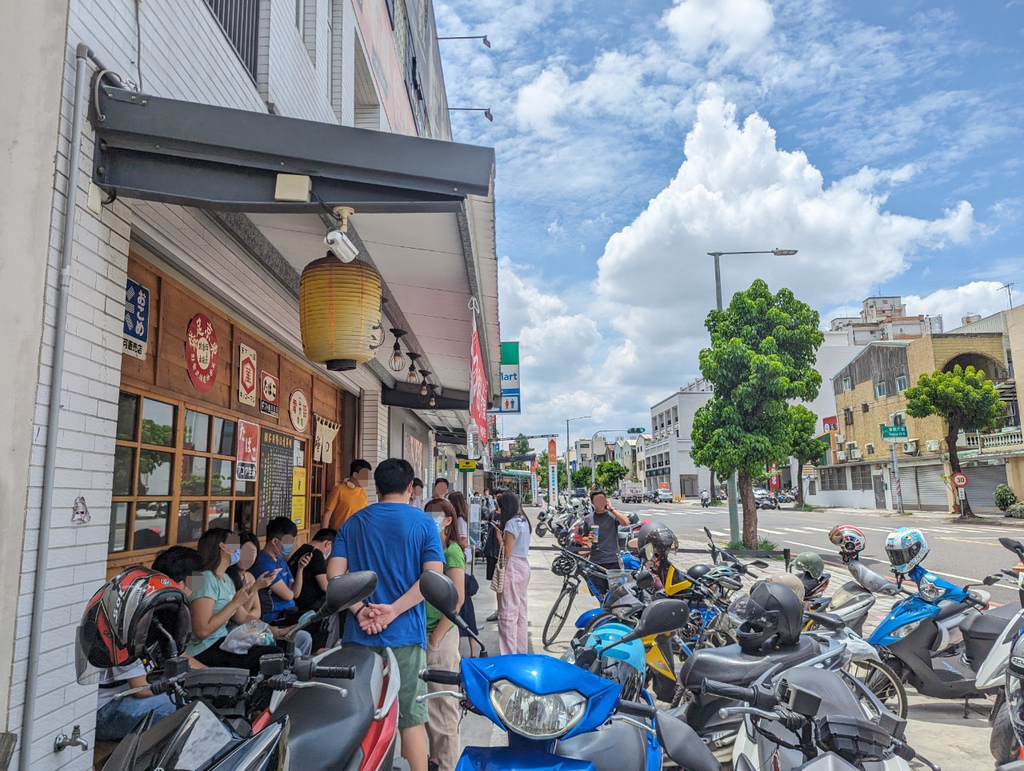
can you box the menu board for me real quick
[257,428,297,536]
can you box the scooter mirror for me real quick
[999,537,1024,555]
[617,598,689,644]
[323,571,378,615]
[751,560,770,569]
[983,574,1001,586]
[629,512,640,525]
[635,569,655,591]
[420,569,459,619]
[655,710,722,771]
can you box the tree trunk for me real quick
[738,472,759,549]
[709,468,717,500]
[948,430,973,519]
[796,460,805,507]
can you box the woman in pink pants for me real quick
[497,492,532,655]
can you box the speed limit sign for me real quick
[952,472,969,488]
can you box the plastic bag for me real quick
[220,620,274,654]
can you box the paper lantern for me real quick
[299,255,383,371]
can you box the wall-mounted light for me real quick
[406,352,421,383]
[388,328,407,372]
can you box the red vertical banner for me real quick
[469,314,488,444]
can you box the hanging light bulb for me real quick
[406,352,421,383]
[419,370,431,397]
[388,329,407,372]
[428,386,437,408]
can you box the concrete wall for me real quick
[0,0,72,741]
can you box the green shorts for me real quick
[349,643,428,728]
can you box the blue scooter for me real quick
[419,571,721,771]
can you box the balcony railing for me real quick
[964,427,1024,452]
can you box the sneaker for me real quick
[486,611,499,622]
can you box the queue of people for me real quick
[97,457,536,771]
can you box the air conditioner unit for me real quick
[925,439,941,453]
[903,440,919,455]
[834,433,845,444]
[865,443,875,454]
[850,449,863,460]
[836,450,848,462]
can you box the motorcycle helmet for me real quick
[884,528,930,575]
[583,621,646,701]
[707,564,743,591]
[687,563,712,581]
[729,580,803,653]
[794,551,824,579]
[768,572,807,600]
[76,566,191,684]
[639,523,678,562]
[829,525,867,563]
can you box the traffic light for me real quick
[627,427,646,434]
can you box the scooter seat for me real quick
[272,645,379,771]
[679,638,821,690]
[556,719,649,771]
[964,601,1021,640]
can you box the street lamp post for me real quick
[565,415,591,496]
[707,248,798,544]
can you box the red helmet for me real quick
[76,566,191,683]
[828,525,866,562]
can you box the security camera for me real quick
[325,229,359,263]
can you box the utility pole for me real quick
[1002,282,1016,310]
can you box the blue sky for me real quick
[436,0,1024,445]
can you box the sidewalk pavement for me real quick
[454,512,995,768]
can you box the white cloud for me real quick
[904,281,1010,326]
[663,0,775,62]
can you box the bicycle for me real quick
[542,550,622,648]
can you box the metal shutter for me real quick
[962,462,1008,514]
[891,470,918,509]
[914,465,949,510]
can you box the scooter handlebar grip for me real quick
[618,700,657,719]
[314,666,355,680]
[420,669,461,685]
[700,678,757,704]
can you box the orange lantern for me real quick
[299,256,383,371]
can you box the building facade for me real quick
[1,2,500,767]
[647,379,714,498]
[830,296,943,346]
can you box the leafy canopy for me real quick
[691,279,824,479]
[789,404,827,465]
[904,365,1004,435]
[596,461,630,492]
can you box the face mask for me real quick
[432,516,444,533]
[281,543,294,557]
[229,547,242,566]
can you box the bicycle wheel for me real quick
[845,659,908,719]
[543,585,578,648]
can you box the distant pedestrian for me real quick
[411,477,425,509]
[496,492,532,655]
[327,459,372,530]
[433,477,450,500]
[700,489,710,508]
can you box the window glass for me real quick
[133,501,170,549]
[117,392,139,441]
[109,502,130,552]
[237,479,256,497]
[183,410,210,452]
[211,459,234,495]
[113,446,135,496]
[212,417,236,456]
[209,501,232,531]
[181,455,209,496]
[141,399,176,447]
[234,500,255,533]
[139,450,174,496]
[177,501,206,544]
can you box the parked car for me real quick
[656,489,674,503]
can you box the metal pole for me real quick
[890,442,905,514]
[565,419,570,495]
[712,253,741,543]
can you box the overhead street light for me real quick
[449,107,493,122]
[707,248,798,543]
[438,35,491,48]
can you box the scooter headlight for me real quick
[918,576,943,603]
[489,679,587,739]
[892,620,921,638]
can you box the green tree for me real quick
[596,461,630,493]
[537,452,568,496]
[509,433,532,470]
[691,280,824,547]
[905,365,1005,518]
[788,404,827,507]
[570,468,592,490]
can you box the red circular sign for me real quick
[952,472,969,488]
[185,313,219,392]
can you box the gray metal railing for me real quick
[205,0,260,81]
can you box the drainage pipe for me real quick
[19,41,93,770]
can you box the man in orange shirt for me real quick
[327,459,372,530]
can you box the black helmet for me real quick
[728,580,803,653]
[687,563,712,581]
[639,524,678,562]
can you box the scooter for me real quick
[849,542,1024,704]
[419,570,722,771]
[102,572,403,770]
[703,660,940,770]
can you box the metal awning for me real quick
[89,84,494,212]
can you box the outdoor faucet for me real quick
[53,725,89,752]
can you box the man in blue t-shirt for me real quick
[328,458,443,771]
[251,516,311,625]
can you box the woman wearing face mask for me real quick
[422,498,465,771]
[227,531,278,622]
[445,490,479,657]
[186,528,282,672]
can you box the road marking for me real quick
[937,537,1002,547]
[758,528,787,535]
